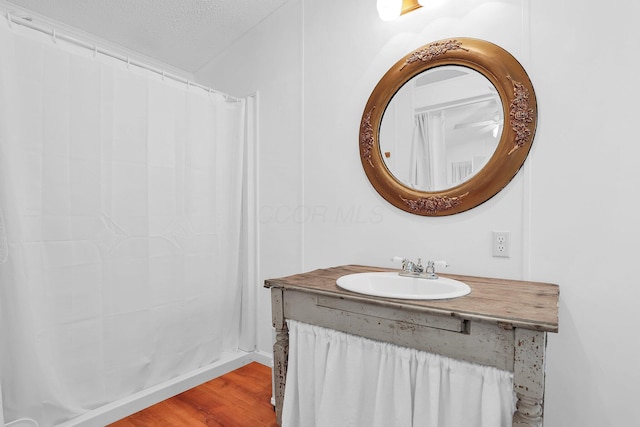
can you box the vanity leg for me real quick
[513,329,547,427]
[271,288,289,426]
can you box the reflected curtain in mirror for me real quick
[410,111,440,190]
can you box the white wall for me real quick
[529,2,640,425]
[301,0,528,278]
[198,0,640,425]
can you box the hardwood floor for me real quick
[109,362,278,427]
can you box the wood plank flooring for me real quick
[109,362,278,427]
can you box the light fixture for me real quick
[377,0,422,21]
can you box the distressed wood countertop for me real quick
[264,264,559,333]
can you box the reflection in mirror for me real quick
[380,65,503,192]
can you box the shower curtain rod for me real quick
[3,11,242,103]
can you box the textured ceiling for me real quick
[5,0,289,73]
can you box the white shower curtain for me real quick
[283,320,516,427]
[0,20,247,427]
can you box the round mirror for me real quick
[360,38,537,216]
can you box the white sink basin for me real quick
[336,272,471,300]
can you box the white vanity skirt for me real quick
[282,319,515,427]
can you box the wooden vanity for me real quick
[265,264,559,427]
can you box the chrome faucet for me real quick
[402,257,424,274]
[391,256,448,279]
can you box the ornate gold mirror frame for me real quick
[360,38,537,216]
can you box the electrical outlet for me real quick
[492,231,510,258]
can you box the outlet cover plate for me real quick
[492,231,510,258]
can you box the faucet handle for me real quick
[425,260,448,276]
